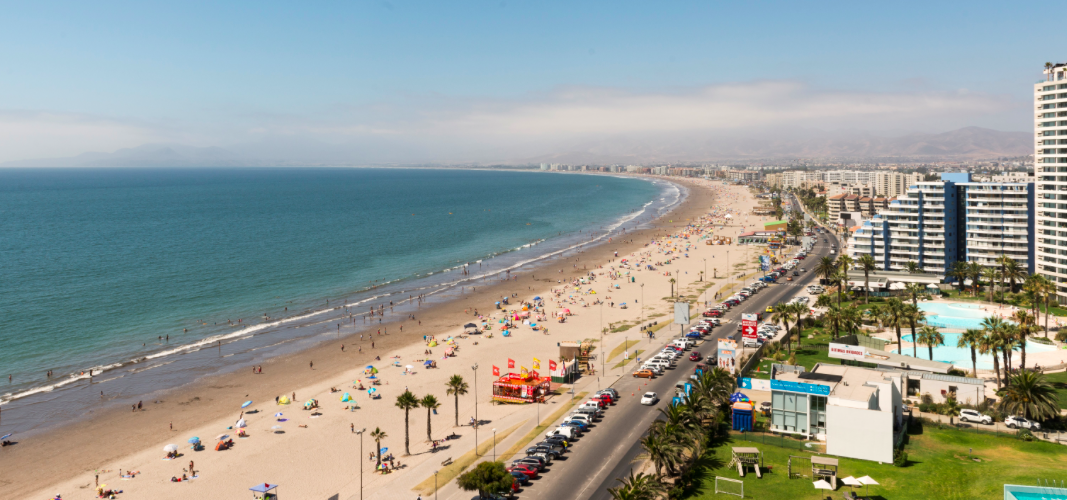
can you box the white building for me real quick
[1035,63,1067,304]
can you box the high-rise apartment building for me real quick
[873,172,925,199]
[848,173,1034,276]
[1036,63,1067,303]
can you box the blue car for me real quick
[562,419,589,431]
[510,470,531,485]
[686,331,702,339]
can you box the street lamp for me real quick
[702,258,706,282]
[471,363,479,455]
[355,427,366,500]
[640,283,645,342]
[434,470,439,500]
[492,428,497,461]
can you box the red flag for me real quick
[549,360,558,371]
[492,365,500,377]
[507,358,515,369]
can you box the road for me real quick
[517,196,840,500]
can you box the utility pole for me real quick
[471,363,479,455]
[355,428,366,500]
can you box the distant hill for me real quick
[0,127,1032,167]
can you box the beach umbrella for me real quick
[216,434,229,441]
[813,479,833,491]
[424,360,433,366]
[533,296,541,300]
[0,433,11,440]
[842,476,862,493]
[858,476,879,496]
[188,437,200,444]
[163,444,179,453]
[464,323,477,329]
[341,392,352,402]
[406,364,413,371]
[236,419,247,428]
[241,400,252,408]
[274,412,284,417]
[380,447,388,453]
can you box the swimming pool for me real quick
[1005,484,1067,500]
[894,330,1055,370]
[918,302,1010,329]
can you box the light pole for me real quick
[599,302,604,380]
[434,470,439,500]
[492,428,497,461]
[702,258,706,282]
[355,427,366,500]
[471,363,479,455]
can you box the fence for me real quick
[738,343,765,377]
[911,413,1067,445]
[732,429,826,453]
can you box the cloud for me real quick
[0,80,1026,164]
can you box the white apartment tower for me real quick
[1036,63,1067,304]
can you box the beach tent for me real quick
[277,396,291,405]
[236,419,247,428]
[340,392,352,402]
[250,483,279,499]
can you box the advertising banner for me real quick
[717,339,737,374]
[674,302,690,325]
[828,343,867,360]
[741,313,758,340]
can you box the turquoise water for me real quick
[919,302,996,329]
[1011,493,1067,500]
[0,167,673,434]
[1006,485,1067,500]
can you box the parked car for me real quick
[689,351,703,361]
[633,369,655,378]
[766,306,774,313]
[510,470,531,485]
[641,392,659,405]
[1005,415,1040,430]
[959,409,992,425]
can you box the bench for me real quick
[441,457,453,466]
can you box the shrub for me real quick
[1017,428,1035,442]
[893,448,908,467]
[947,368,968,377]
[918,403,935,413]
[1056,330,1067,343]
[920,393,934,405]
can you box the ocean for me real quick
[0,167,679,435]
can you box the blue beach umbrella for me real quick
[423,360,433,366]
[1,433,12,440]
[241,401,252,408]
[533,296,541,301]
[274,412,283,417]
[380,447,388,453]
[188,437,200,444]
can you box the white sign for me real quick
[828,343,867,360]
[674,302,690,325]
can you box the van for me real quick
[548,426,578,439]
[743,338,760,348]
[647,359,671,370]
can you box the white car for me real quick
[640,392,659,405]
[959,409,992,425]
[1005,415,1040,430]
[642,363,664,375]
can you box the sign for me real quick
[828,343,867,361]
[508,358,515,369]
[549,359,557,371]
[770,379,831,396]
[759,255,771,271]
[717,339,737,374]
[741,313,758,340]
[674,302,690,325]
[737,377,772,391]
[492,365,500,376]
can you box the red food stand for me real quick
[492,371,551,403]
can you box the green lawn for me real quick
[684,422,1067,499]
[1043,371,1067,410]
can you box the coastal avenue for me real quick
[518,195,837,500]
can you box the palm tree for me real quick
[445,374,469,427]
[905,282,925,308]
[420,394,441,442]
[905,260,921,274]
[999,371,1060,421]
[916,325,944,361]
[842,307,862,337]
[868,304,886,331]
[607,470,667,500]
[1001,324,1019,379]
[980,316,1007,388]
[1003,258,1026,293]
[957,329,983,377]
[832,270,848,307]
[885,298,906,353]
[982,266,999,303]
[1037,275,1056,338]
[815,293,833,309]
[1046,61,1055,81]
[815,256,837,290]
[641,430,682,477]
[966,261,983,297]
[837,254,854,282]
[857,254,878,304]
[668,278,676,297]
[824,304,843,338]
[792,301,808,349]
[903,303,925,358]
[370,427,387,467]
[395,390,420,455]
[949,261,969,294]
[1012,310,1037,372]
[770,302,793,353]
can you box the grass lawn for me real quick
[1043,371,1067,410]
[683,421,1067,499]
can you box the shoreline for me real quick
[4,174,721,499]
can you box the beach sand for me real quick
[8,177,764,500]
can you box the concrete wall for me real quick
[826,404,894,463]
[920,378,984,406]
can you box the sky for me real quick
[0,1,1055,163]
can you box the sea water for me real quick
[0,167,678,434]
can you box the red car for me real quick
[689,352,702,361]
[594,394,615,405]
[705,310,723,317]
[509,465,539,479]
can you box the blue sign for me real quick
[738,378,752,390]
[770,379,831,396]
[684,382,693,396]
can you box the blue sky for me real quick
[0,1,1053,162]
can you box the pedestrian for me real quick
[170,422,173,431]
[310,361,314,369]
[351,423,354,433]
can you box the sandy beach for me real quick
[7,176,765,500]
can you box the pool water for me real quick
[1011,492,1067,500]
[893,317,1055,370]
[919,302,1001,330]
[1006,484,1067,500]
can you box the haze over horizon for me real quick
[0,2,1052,165]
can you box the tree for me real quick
[792,301,808,350]
[824,305,843,338]
[837,254,854,283]
[395,390,420,455]
[905,261,921,274]
[957,329,983,377]
[857,254,878,304]
[641,429,682,477]
[905,282,925,308]
[966,261,983,297]
[902,303,924,358]
[607,470,667,500]
[1003,257,1026,293]
[771,302,793,353]
[885,298,905,353]
[370,427,387,468]
[1012,310,1037,372]
[868,304,886,331]
[815,256,837,290]
[832,270,848,308]
[982,267,999,303]
[445,374,469,427]
[999,371,1060,421]
[668,278,676,297]
[420,394,441,442]
[457,460,514,498]
[980,316,1007,388]
[949,261,969,294]
[916,325,944,361]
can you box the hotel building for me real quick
[1036,63,1067,304]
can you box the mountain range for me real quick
[0,126,1032,168]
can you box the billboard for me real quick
[717,339,737,374]
[741,313,758,340]
[828,343,867,361]
[674,302,690,325]
[759,255,771,271]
